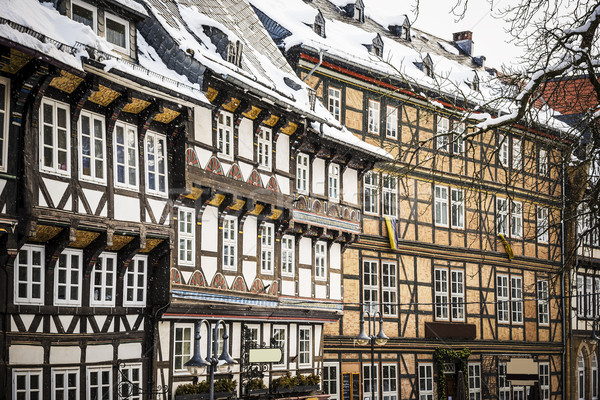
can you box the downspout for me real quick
[561,160,567,400]
[302,49,324,82]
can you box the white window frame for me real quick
[512,137,522,169]
[123,255,147,306]
[328,163,340,201]
[382,363,397,400]
[223,216,238,271]
[119,363,142,400]
[364,172,379,215]
[88,366,113,400]
[537,279,549,326]
[577,274,585,317]
[453,122,465,154]
[281,235,294,277]
[537,206,549,243]
[539,362,550,400]
[434,267,449,320]
[498,362,511,400]
[587,276,594,318]
[258,126,272,170]
[539,148,548,176]
[13,369,42,400]
[298,326,312,366]
[386,105,398,139]
[363,363,378,400]
[451,269,465,321]
[78,110,106,184]
[368,100,380,134]
[178,207,195,266]
[328,87,341,122]
[90,252,117,307]
[497,274,510,323]
[173,323,194,373]
[114,121,138,190]
[382,261,397,317]
[55,248,83,306]
[217,111,234,160]
[578,352,585,400]
[418,363,434,400]
[596,277,600,318]
[499,134,509,167]
[315,241,327,280]
[296,153,309,194]
[468,363,482,400]
[593,354,599,400]
[434,185,448,227]
[145,131,168,196]
[272,325,287,367]
[105,11,130,53]
[0,77,10,173]
[435,267,465,322]
[511,201,523,238]
[323,363,340,400]
[261,223,274,274]
[40,97,70,175]
[497,197,508,235]
[363,259,379,314]
[71,0,97,32]
[437,116,449,152]
[382,174,397,217]
[451,188,464,229]
[511,275,523,324]
[52,367,79,400]
[14,244,45,305]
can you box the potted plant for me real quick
[271,373,320,395]
[246,378,268,396]
[174,379,236,400]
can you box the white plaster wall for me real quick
[281,280,295,296]
[147,198,167,224]
[242,260,257,289]
[201,256,217,284]
[158,322,171,362]
[232,322,242,358]
[86,344,113,363]
[43,177,70,211]
[289,324,297,357]
[195,145,213,169]
[50,346,81,364]
[114,195,140,222]
[276,134,289,172]
[118,343,142,359]
[330,243,341,270]
[243,216,257,256]
[238,161,253,181]
[201,206,218,252]
[315,284,327,299]
[312,158,325,195]
[81,188,104,216]
[194,106,213,145]
[315,325,322,357]
[299,238,312,265]
[343,168,358,205]
[238,118,254,160]
[298,268,312,297]
[9,345,43,364]
[276,175,290,195]
[330,273,341,300]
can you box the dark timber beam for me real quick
[45,228,71,270]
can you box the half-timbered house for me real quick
[251,1,571,399]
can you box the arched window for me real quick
[579,352,586,400]
[593,353,598,400]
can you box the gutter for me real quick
[561,160,567,399]
[302,49,324,82]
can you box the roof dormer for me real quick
[416,53,433,77]
[471,70,480,91]
[314,9,326,37]
[227,41,243,67]
[203,26,243,66]
[371,33,384,57]
[389,15,411,41]
[341,0,364,23]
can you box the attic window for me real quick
[402,18,411,41]
[371,33,383,57]
[471,71,480,91]
[314,10,326,37]
[72,0,97,32]
[354,0,365,23]
[423,54,433,78]
[227,41,243,66]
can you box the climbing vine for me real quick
[433,348,471,400]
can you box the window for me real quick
[272,326,287,366]
[13,369,42,400]
[78,110,106,183]
[512,137,522,169]
[52,367,79,400]
[123,255,147,306]
[55,249,82,306]
[40,98,70,175]
[261,223,274,274]
[315,241,327,280]
[386,106,398,139]
[434,268,449,320]
[364,172,379,214]
[468,363,481,400]
[498,362,510,400]
[105,12,129,53]
[418,364,433,400]
[281,235,294,276]
[593,354,598,400]
[382,364,397,400]
[514,386,525,400]
[223,216,237,270]
[437,116,449,152]
[435,268,464,321]
[145,131,168,196]
[453,122,465,154]
[329,163,340,201]
[226,41,242,66]
[14,244,44,305]
[451,188,464,228]
[114,121,138,189]
[90,252,116,307]
[174,324,193,371]
[577,274,585,317]
[497,197,508,235]
[296,153,309,193]
[539,148,548,176]
[88,367,112,400]
[328,87,341,122]
[578,353,585,400]
[451,270,465,321]
[539,362,550,400]
[178,208,195,266]
[382,261,397,316]
[537,207,549,243]
[435,185,448,226]
[511,275,523,324]
[497,274,510,323]
[596,277,600,318]
[499,134,509,167]
[217,111,234,159]
[511,201,523,238]
[363,260,378,313]
[537,279,549,325]
[363,364,378,400]
[258,126,272,170]
[588,276,594,318]
[323,363,339,400]
[119,364,142,400]
[72,0,96,31]
[298,326,312,365]
[246,325,259,347]
[368,100,380,134]
[382,174,397,217]
[0,78,10,172]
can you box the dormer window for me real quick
[471,71,480,91]
[423,54,434,77]
[389,16,411,41]
[72,0,96,32]
[106,12,130,53]
[227,41,243,67]
[314,10,326,37]
[372,34,383,57]
[354,0,365,23]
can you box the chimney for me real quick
[453,31,473,56]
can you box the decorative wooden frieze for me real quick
[50,70,84,94]
[280,121,298,136]
[262,113,279,127]
[242,104,262,120]
[122,97,151,114]
[185,148,200,167]
[221,97,241,113]
[88,84,121,107]
[206,86,219,102]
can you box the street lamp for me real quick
[185,319,236,400]
[356,309,388,400]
